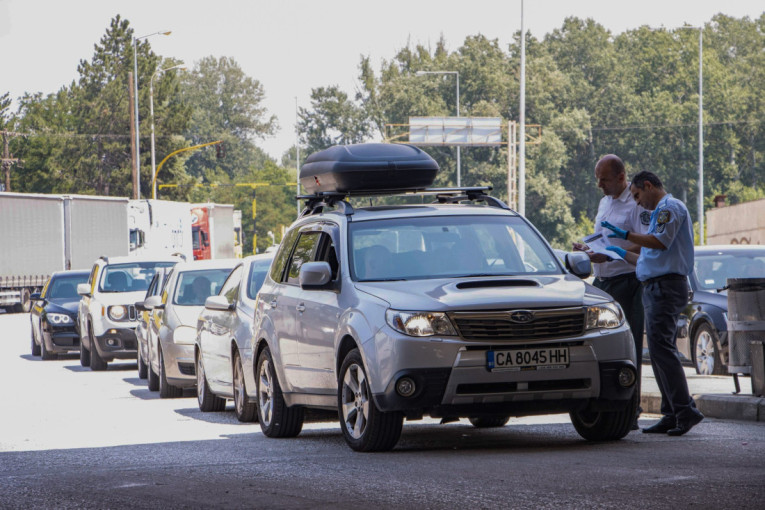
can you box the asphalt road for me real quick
[1,311,764,509]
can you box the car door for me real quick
[295,226,344,393]
[200,264,244,394]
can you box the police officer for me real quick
[573,154,649,430]
[602,170,704,436]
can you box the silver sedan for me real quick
[195,254,274,420]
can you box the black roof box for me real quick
[299,143,439,194]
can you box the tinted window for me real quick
[99,262,176,293]
[172,268,233,306]
[46,274,89,299]
[286,233,320,285]
[270,227,301,283]
[247,258,276,299]
[694,252,765,290]
[219,265,244,305]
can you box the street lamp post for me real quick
[150,64,185,200]
[415,70,461,187]
[133,30,171,199]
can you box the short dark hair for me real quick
[631,171,663,190]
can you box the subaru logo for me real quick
[509,310,534,323]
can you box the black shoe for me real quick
[631,421,640,431]
[642,416,676,434]
[667,412,704,437]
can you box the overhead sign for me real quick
[408,117,502,146]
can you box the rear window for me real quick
[172,268,233,305]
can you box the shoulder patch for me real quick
[657,210,671,224]
[640,211,651,226]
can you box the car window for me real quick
[173,268,234,306]
[349,215,561,281]
[316,233,339,281]
[99,262,176,293]
[47,274,90,299]
[270,227,301,283]
[694,253,765,290]
[286,232,321,285]
[219,265,244,305]
[247,258,275,299]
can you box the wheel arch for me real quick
[336,335,359,380]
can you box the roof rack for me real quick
[298,186,513,217]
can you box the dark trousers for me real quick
[594,273,644,410]
[642,278,698,420]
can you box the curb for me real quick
[641,392,765,422]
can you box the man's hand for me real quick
[572,242,589,252]
[601,221,629,239]
[606,246,627,258]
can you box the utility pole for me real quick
[128,72,139,199]
[1,131,20,192]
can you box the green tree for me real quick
[298,85,372,156]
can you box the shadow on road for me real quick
[122,377,147,387]
[19,354,41,362]
[175,406,241,425]
[63,364,89,372]
[129,388,160,400]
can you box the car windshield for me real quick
[47,274,89,299]
[348,215,562,281]
[694,252,765,290]
[99,262,176,293]
[173,268,233,305]
[246,258,274,299]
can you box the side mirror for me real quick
[564,252,592,279]
[144,295,164,310]
[77,283,91,296]
[135,301,147,312]
[299,261,332,290]
[205,295,234,311]
[30,293,42,301]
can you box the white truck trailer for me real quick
[128,199,194,261]
[0,193,129,313]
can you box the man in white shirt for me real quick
[573,154,650,429]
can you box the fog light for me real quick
[109,329,118,334]
[396,377,416,397]
[618,367,636,388]
[107,339,118,347]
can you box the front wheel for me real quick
[692,323,725,376]
[233,350,257,422]
[88,326,107,371]
[79,339,90,367]
[256,346,303,437]
[30,322,41,356]
[570,392,636,441]
[159,346,183,398]
[197,353,225,412]
[338,349,403,452]
[40,331,57,361]
[137,346,148,379]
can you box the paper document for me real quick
[582,232,624,261]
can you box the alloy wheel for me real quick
[340,363,370,440]
[258,358,274,426]
[695,329,716,375]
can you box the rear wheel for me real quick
[692,323,725,376]
[338,349,403,452]
[137,346,148,379]
[570,392,636,441]
[159,346,183,398]
[88,326,108,371]
[468,416,510,428]
[233,350,257,422]
[197,353,225,412]
[13,288,32,313]
[256,346,303,437]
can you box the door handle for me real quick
[269,299,278,309]
[296,303,306,313]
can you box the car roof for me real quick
[99,255,181,265]
[50,269,90,278]
[243,253,275,263]
[309,203,519,223]
[171,258,239,272]
[695,245,765,254]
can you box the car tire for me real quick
[13,288,32,314]
[468,416,510,428]
[148,356,160,391]
[88,326,108,371]
[137,346,148,380]
[692,323,725,376]
[338,349,403,452]
[233,350,257,422]
[159,346,183,398]
[570,391,636,441]
[197,352,226,412]
[40,331,57,361]
[79,338,90,367]
[30,322,41,356]
[256,346,303,437]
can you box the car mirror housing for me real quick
[77,283,91,296]
[205,295,234,311]
[30,292,42,301]
[143,295,164,310]
[134,301,147,312]
[299,262,332,290]
[565,252,592,279]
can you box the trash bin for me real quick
[726,278,765,393]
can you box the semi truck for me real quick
[190,203,236,260]
[0,192,129,313]
[128,199,194,260]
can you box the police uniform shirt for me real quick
[593,184,650,278]
[636,193,695,281]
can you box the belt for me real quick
[641,273,687,286]
[596,272,637,283]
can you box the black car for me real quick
[30,270,90,360]
[675,245,765,375]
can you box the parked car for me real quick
[675,244,765,375]
[248,143,638,452]
[135,267,172,379]
[29,270,90,359]
[143,259,237,398]
[195,253,275,420]
[77,256,179,371]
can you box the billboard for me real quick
[408,117,502,146]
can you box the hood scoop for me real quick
[456,279,539,290]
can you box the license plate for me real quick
[487,347,569,371]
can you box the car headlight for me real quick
[385,310,457,337]
[586,302,624,330]
[173,326,197,345]
[108,305,127,321]
[47,313,73,325]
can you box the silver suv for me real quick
[250,144,638,451]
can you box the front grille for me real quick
[450,307,586,342]
[128,305,137,321]
[456,379,590,395]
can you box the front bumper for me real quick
[162,341,196,388]
[42,323,81,353]
[93,328,138,360]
